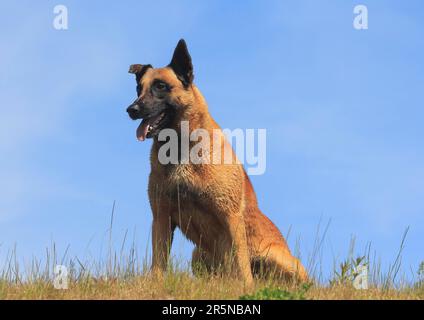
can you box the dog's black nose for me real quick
[127,104,141,119]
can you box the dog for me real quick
[126,39,308,285]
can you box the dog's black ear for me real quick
[128,64,152,83]
[169,39,194,87]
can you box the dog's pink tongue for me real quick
[136,120,149,141]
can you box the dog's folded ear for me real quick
[169,39,194,88]
[128,64,152,83]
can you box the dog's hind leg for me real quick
[254,243,308,282]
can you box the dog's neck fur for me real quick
[156,84,218,143]
[150,84,224,173]
[180,85,215,132]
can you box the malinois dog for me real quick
[126,39,308,285]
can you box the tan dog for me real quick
[126,39,308,285]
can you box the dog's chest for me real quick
[154,165,225,245]
[157,164,204,198]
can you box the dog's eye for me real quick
[154,81,167,91]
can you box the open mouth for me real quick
[136,111,170,141]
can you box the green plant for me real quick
[330,256,368,286]
[239,283,311,300]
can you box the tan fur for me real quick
[136,64,308,285]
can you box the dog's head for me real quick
[126,39,195,141]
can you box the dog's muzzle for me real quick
[127,103,142,120]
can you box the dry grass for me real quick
[0,244,422,300]
[1,272,422,300]
[1,207,422,300]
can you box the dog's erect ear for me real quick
[168,39,194,87]
[128,64,152,83]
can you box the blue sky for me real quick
[0,1,423,281]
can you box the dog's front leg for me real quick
[226,215,254,287]
[151,212,175,274]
